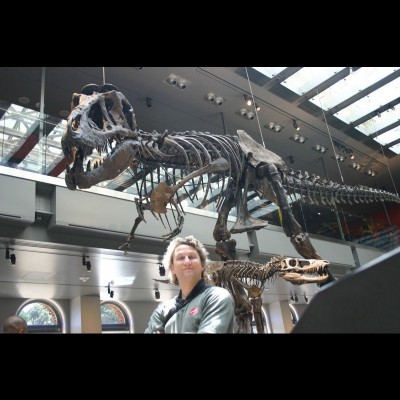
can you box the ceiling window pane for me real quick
[252,67,287,78]
[335,76,400,124]
[373,126,400,146]
[310,67,399,111]
[355,106,400,136]
[389,142,400,154]
[280,67,346,96]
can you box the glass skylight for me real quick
[309,67,399,111]
[280,67,346,96]
[335,75,400,124]
[252,67,287,78]
[252,67,400,148]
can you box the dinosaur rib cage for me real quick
[218,259,282,299]
[131,131,245,206]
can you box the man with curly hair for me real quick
[145,235,234,333]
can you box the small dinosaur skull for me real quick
[278,257,330,284]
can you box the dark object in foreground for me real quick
[292,246,400,333]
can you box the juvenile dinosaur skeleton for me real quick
[61,84,400,331]
[207,257,329,333]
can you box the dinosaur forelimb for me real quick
[290,233,322,260]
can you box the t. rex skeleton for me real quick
[61,84,400,331]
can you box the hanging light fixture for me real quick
[244,94,252,106]
[10,253,16,265]
[154,288,160,300]
[158,262,166,276]
[292,119,300,131]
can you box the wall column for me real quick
[70,295,101,333]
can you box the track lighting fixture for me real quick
[82,256,91,271]
[107,282,111,294]
[244,95,260,111]
[110,290,114,298]
[158,263,166,276]
[155,288,160,300]
[10,253,16,265]
[304,294,308,303]
[240,108,248,118]
[292,119,300,131]
[289,155,294,164]
[244,95,252,106]
[5,248,10,259]
[290,292,294,302]
[294,294,298,303]
[145,97,152,108]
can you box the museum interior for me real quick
[0,67,399,333]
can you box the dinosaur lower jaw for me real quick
[64,141,138,190]
[280,272,329,284]
[65,165,108,190]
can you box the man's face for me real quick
[170,244,204,285]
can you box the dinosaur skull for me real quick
[278,257,330,284]
[61,84,140,190]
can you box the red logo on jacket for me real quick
[189,306,199,316]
